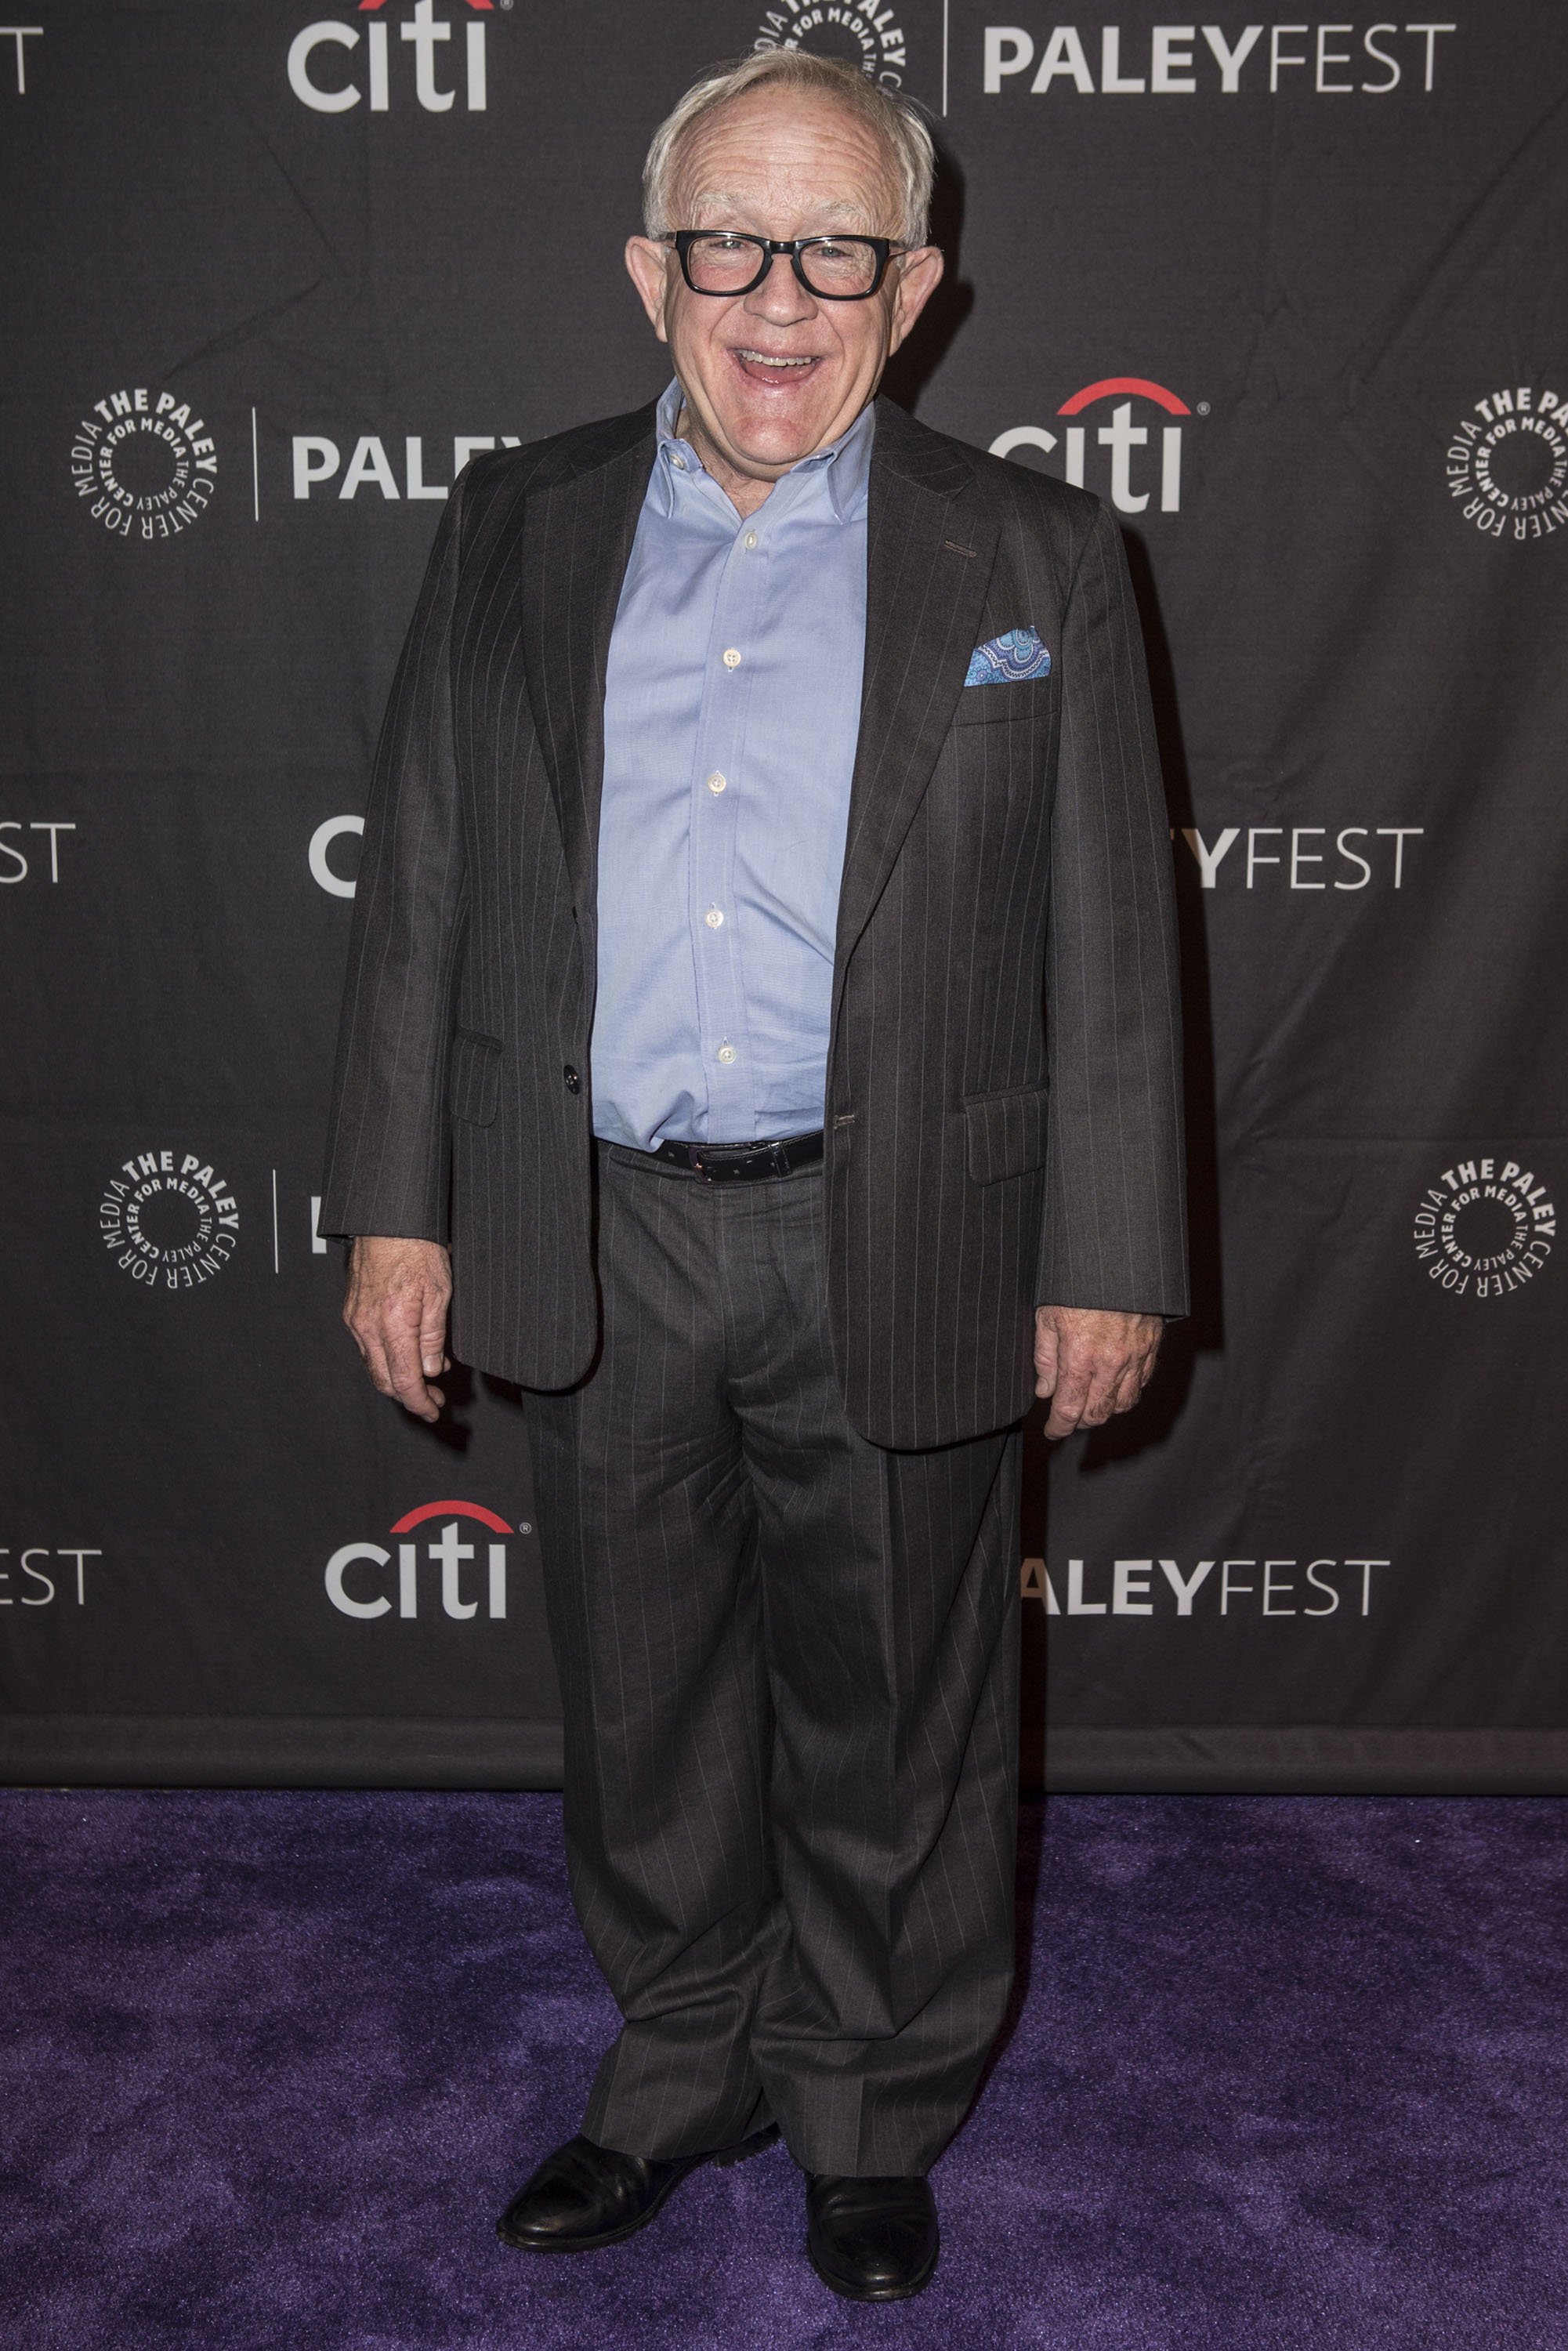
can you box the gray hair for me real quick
[642,51,936,249]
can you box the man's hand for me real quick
[1034,1305,1162,1441]
[344,1236,453,1424]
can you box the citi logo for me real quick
[288,0,496,115]
[324,1498,520,1621]
[990,378,1193,513]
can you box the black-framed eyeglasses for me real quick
[662,230,908,301]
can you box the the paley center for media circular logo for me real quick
[1445,386,1568,542]
[751,2,911,86]
[1412,1154,1555,1299]
[99,1150,240,1290]
[69,387,218,541]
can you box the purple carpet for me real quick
[2,1791,1563,2349]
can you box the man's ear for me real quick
[625,237,672,343]
[885,245,944,358]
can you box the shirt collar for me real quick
[654,379,875,524]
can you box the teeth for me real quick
[737,350,814,368]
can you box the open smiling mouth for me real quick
[731,347,823,386]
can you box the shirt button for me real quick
[672,455,686,470]
[562,1065,581,1093]
[716,1044,737,1065]
[707,771,727,794]
[704,907,724,929]
[743,531,758,549]
[722,647,742,669]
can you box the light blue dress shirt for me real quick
[590,380,871,1150]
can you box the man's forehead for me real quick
[684,189,882,228]
[671,94,902,227]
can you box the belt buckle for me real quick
[686,1138,797,1183]
[690,1146,744,1182]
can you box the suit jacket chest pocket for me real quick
[950,676,1055,729]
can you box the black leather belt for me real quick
[639,1131,824,1183]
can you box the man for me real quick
[322,50,1185,2302]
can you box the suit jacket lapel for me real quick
[834,401,999,1001]
[518,422,655,958]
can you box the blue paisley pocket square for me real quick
[965,625,1052,686]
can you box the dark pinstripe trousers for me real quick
[520,1143,1022,2179]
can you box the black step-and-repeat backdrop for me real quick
[4,4,1566,1792]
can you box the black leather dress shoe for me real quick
[806,2172,940,2300]
[496,2125,779,2254]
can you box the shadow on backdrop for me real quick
[881,132,972,415]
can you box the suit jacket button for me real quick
[563,1065,581,1094]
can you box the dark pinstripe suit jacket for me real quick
[320,395,1187,1449]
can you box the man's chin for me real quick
[712,407,848,478]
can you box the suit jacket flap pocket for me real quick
[963,1083,1049,1183]
[451,1028,502,1126]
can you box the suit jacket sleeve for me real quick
[1037,496,1189,1317]
[318,469,474,1244]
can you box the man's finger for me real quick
[1033,1319,1060,1400]
[418,1289,451,1381]
[351,1320,395,1398]
[388,1369,441,1422]
[382,1327,442,1422]
[1043,1350,1095,1437]
[347,1303,404,1399]
[1044,1333,1157,1436]
[1077,1359,1124,1426]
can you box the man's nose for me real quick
[744,248,816,324]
